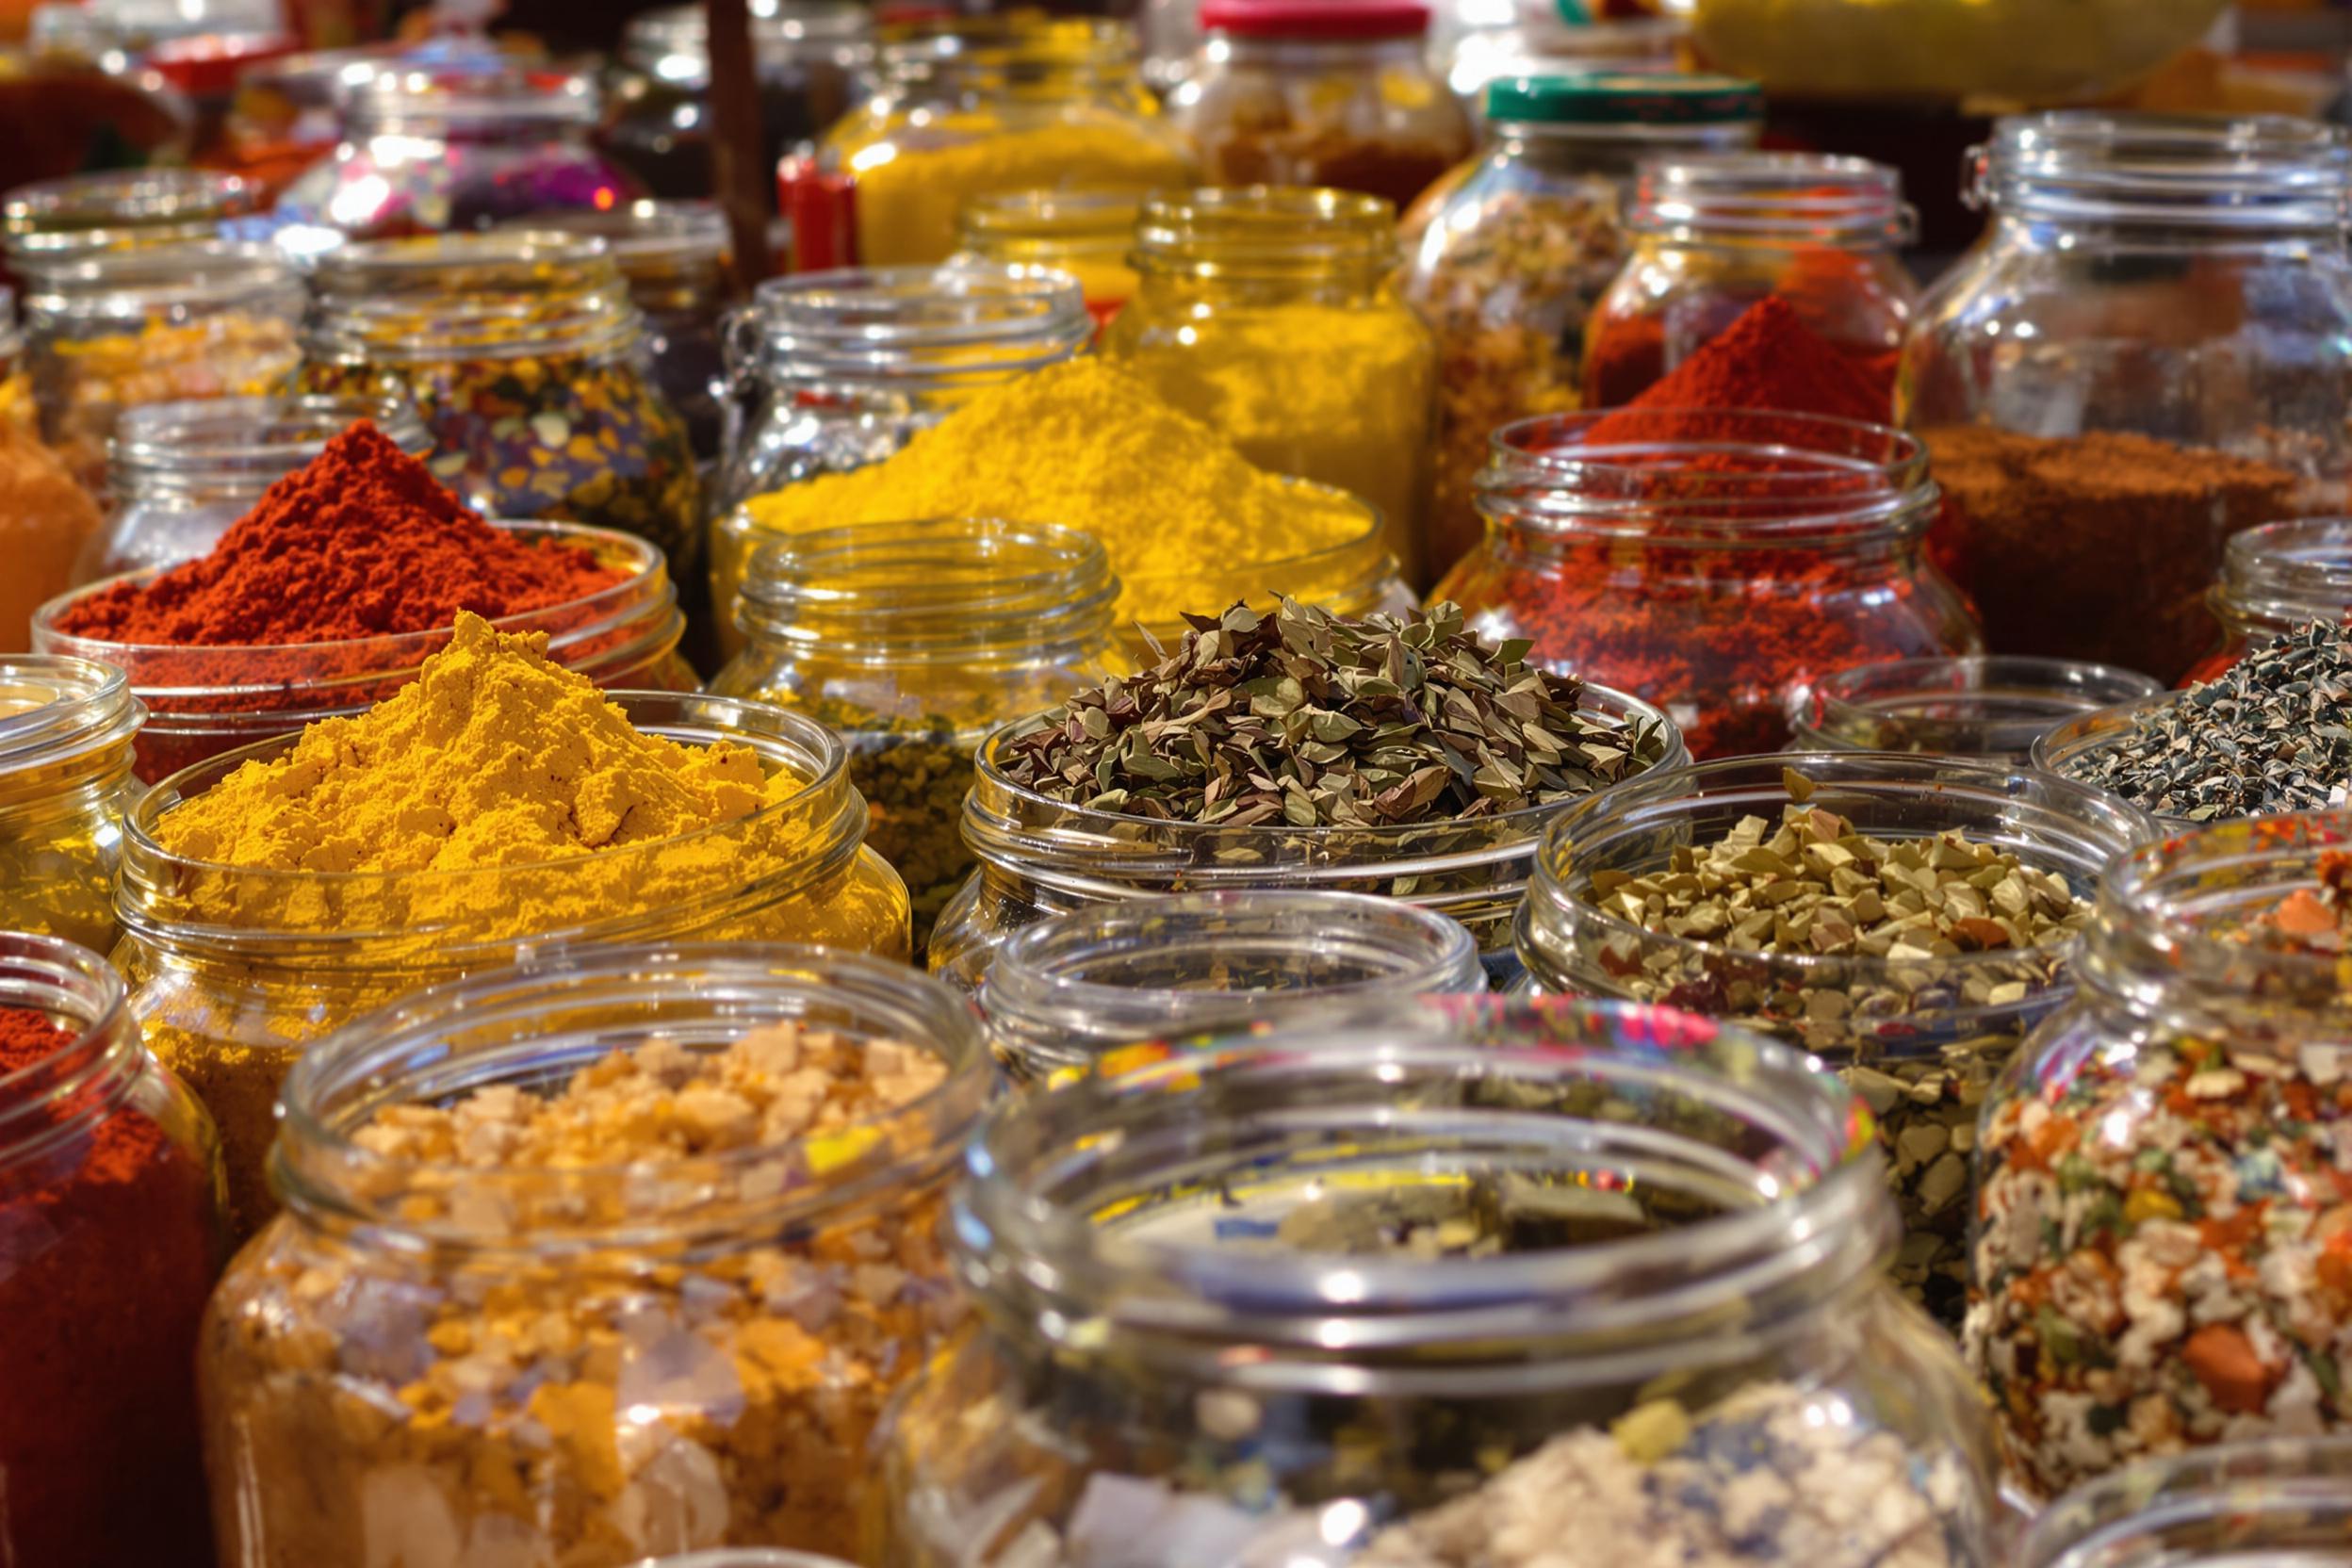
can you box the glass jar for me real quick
[2185,515,2352,685]
[115,689,910,1233]
[929,680,1686,992]
[1442,5,1688,109]
[1518,752,2152,1329]
[0,928,223,1568]
[1102,187,1439,583]
[0,656,143,953]
[1583,151,1916,410]
[75,392,430,583]
[1969,812,2352,1499]
[600,0,872,202]
[274,64,645,240]
[712,517,1119,957]
[2017,1439,2352,1568]
[1903,113,2352,683]
[297,232,703,574]
[200,940,988,1567]
[0,167,259,269]
[1400,72,1763,578]
[981,888,1484,1083]
[878,997,2000,1566]
[18,237,303,497]
[782,18,1193,271]
[37,519,694,784]
[1168,0,1474,212]
[1437,408,1981,760]
[952,188,1142,330]
[1784,655,2164,763]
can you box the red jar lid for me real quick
[1199,0,1431,41]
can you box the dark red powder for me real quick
[1585,296,1890,449]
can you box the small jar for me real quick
[1170,0,1473,212]
[1518,752,2151,1328]
[712,517,1119,956]
[928,680,1686,992]
[1785,655,2164,763]
[1583,151,1916,410]
[953,188,1142,329]
[0,657,143,956]
[1102,187,1439,583]
[878,997,1999,1565]
[1437,408,1980,760]
[297,232,703,574]
[273,65,645,239]
[782,18,1193,271]
[199,941,988,1567]
[1969,812,2352,1499]
[1400,72,1763,577]
[0,167,260,269]
[0,929,224,1568]
[981,888,1485,1082]
[18,237,303,497]
[115,690,910,1233]
[2185,515,2352,685]
[76,392,431,583]
[2017,1439,2352,1568]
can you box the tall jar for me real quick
[296,232,703,576]
[1436,408,1980,760]
[2185,515,2352,684]
[2017,1440,2352,1568]
[0,167,260,269]
[952,188,1143,329]
[1582,151,1916,410]
[781,18,1194,271]
[1784,656,2164,763]
[711,517,1119,957]
[1400,72,1763,578]
[199,941,989,1567]
[0,655,145,952]
[1969,812,2352,1500]
[114,690,912,1236]
[1903,113,2352,682]
[1517,752,2152,1328]
[1102,187,1439,584]
[878,997,2000,1566]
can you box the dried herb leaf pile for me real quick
[996,598,1668,827]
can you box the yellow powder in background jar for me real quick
[0,419,100,653]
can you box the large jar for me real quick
[781,18,1193,271]
[1517,752,2152,1327]
[1583,151,1916,411]
[1903,113,2352,682]
[1102,187,1438,583]
[1437,408,1980,760]
[878,997,2000,1566]
[0,655,144,953]
[1784,656,2163,763]
[1400,72,1762,578]
[2017,1439,2352,1568]
[2184,516,2352,685]
[1969,812,2352,1499]
[114,690,911,1235]
[199,941,988,1567]
[1168,0,1473,212]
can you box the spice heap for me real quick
[1584,296,1887,446]
[1585,265,1902,415]
[0,418,100,654]
[2055,619,2352,820]
[202,1022,956,1564]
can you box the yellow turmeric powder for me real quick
[0,416,101,654]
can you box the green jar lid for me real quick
[1483,73,1763,127]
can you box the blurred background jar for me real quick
[1168,0,1472,213]
[2185,516,2352,684]
[2017,1439,2352,1568]
[1102,186,1436,583]
[0,655,143,953]
[1438,0,1687,111]
[1400,72,1761,579]
[952,187,1143,331]
[1,168,257,273]
[1784,656,2164,763]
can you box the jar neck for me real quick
[1629,153,1913,253]
[1972,110,2352,236]
[879,22,1140,106]
[2209,515,2352,640]
[0,933,145,1176]
[0,656,144,809]
[729,266,1092,397]
[1484,117,1756,182]
[1131,188,1399,290]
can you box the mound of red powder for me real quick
[1585,296,1889,449]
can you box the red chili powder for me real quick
[1585,297,1889,449]
[54,419,628,646]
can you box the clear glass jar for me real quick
[1903,113,2352,683]
[75,392,431,583]
[1583,151,1916,410]
[1442,5,1688,109]
[1518,751,2152,1329]
[2017,1439,2352,1568]
[0,929,224,1568]
[0,655,143,956]
[600,0,872,202]
[274,64,645,240]
[1969,811,2352,1499]
[712,517,1119,957]
[782,18,1193,271]
[1400,73,1763,578]
[115,689,911,1234]
[296,232,704,575]
[952,188,1142,330]
[1784,655,2164,763]
[18,237,302,497]
[0,166,259,269]
[1102,187,1439,583]
[1436,408,1981,760]
[929,680,1686,993]
[37,519,694,785]
[1169,0,1474,212]
[980,887,1484,1083]
[2190,514,2352,688]
[199,940,988,1567]
[878,997,2000,1566]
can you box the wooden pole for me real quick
[705,0,772,287]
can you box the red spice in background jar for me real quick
[1582,297,1886,450]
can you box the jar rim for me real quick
[2,168,260,241]
[17,237,300,312]
[1627,152,1913,246]
[878,15,1136,75]
[348,63,602,129]
[956,187,1148,246]
[1974,110,2352,230]
[0,655,147,777]
[2016,1435,2352,1568]
[0,931,141,1172]
[2032,692,2210,822]
[624,0,872,71]
[505,201,731,272]
[107,397,433,486]
[1784,656,2165,761]
[735,264,1093,383]
[2216,515,2352,625]
[1132,186,1399,277]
